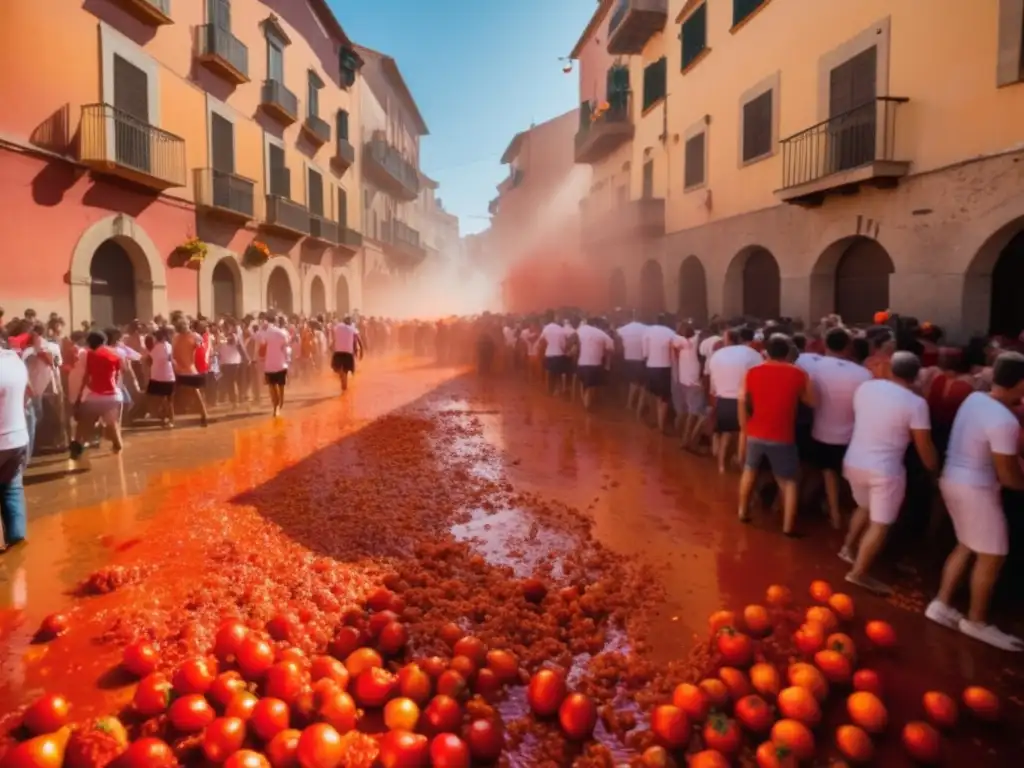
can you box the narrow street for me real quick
[0,357,1021,765]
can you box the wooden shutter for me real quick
[113,55,148,122]
[338,188,347,227]
[684,132,705,188]
[642,160,654,198]
[681,4,707,70]
[267,40,284,82]
[830,46,876,117]
[742,90,772,161]
[210,113,234,173]
[308,168,323,215]
[336,109,349,140]
[269,144,289,197]
[642,58,667,110]
[733,0,764,27]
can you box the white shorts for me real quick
[939,479,1009,556]
[843,465,906,525]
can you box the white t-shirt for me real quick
[149,341,176,383]
[796,353,823,373]
[502,326,516,348]
[576,325,614,367]
[0,350,29,451]
[22,340,61,398]
[540,323,570,357]
[708,345,763,398]
[810,356,873,446]
[332,323,359,354]
[217,338,243,366]
[617,322,647,362]
[521,329,541,357]
[844,379,931,477]
[672,335,702,386]
[262,327,291,373]
[642,325,677,369]
[943,392,1021,488]
[698,334,722,376]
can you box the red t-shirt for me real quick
[744,362,808,444]
[7,333,29,351]
[86,347,121,396]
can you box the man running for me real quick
[330,315,364,394]
[260,316,291,418]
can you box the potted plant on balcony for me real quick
[171,236,208,270]
[243,239,271,268]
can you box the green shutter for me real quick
[681,4,707,70]
[733,0,765,27]
[642,57,667,111]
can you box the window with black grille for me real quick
[681,4,707,71]
[742,90,772,162]
[684,132,705,189]
[642,57,667,111]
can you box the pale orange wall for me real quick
[630,32,669,201]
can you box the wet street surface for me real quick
[1,357,1022,766]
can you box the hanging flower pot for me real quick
[170,236,207,269]
[243,240,271,268]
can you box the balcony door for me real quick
[308,168,324,216]
[338,188,348,228]
[828,46,876,173]
[269,144,289,198]
[642,160,654,199]
[208,0,230,29]
[113,54,151,173]
[210,113,236,209]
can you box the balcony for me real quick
[382,219,427,265]
[79,103,186,190]
[607,0,667,55]
[194,168,258,222]
[776,97,910,207]
[363,133,420,201]
[336,227,362,260]
[302,114,330,146]
[260,79,298,125]
[581,196,665,245]
[575,96,634,164]
[195,24,249,84]
[308,214,339,245]
[332,137,356,175]
[111,0,172,26]
[263,194,309,237]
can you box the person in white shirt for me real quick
[707,327,763,474]
[638,315,676,432]
[216,324,245,407]
[616,316,648,412]
[260,316,292,418]
[575,319,615,411]
[142,327,176,427]
[538,312,572,396]
[0,348,29,550]
[671,323,706,450]
[330,316,364,394]
[808,328,872,529]
[926,352,1024,651]
[841,352,938,595]
[21,323,62,459]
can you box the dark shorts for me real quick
[577,365,605,389]
[146,379,174,397]
[332,352,355,374]
[545,355,570,376]
[746,438,800,481]
[646,367,673,402]
[624,359,646,385]
[812,440,848,472]
[715,397,740,433]
[265,370,288,386]
[176,374,205,389]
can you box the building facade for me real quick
[571,0,1024,338]
[0,0,376,327]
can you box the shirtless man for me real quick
[171,321,209,426]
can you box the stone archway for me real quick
[69,214,167,328]
[809,236,894,325]
[90,240,136,328]
[964,219,1024,337]
[300,264,330,317]
[336,274,351,315]
[310,277,327,316]
[260,256,301,315]
[639,260,664,316]
[211,261,239,319]
[725,246,780,319]
[677,256,708,325]
[609,268,627,309]
[198,247,257,319]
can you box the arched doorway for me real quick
[266,267,293,314]
[742,248,780,319]
[212,260,239,319]
[336,275,350,315]
[639,260,665,316]
[677,256,708,325]
[834,238,894,325]
[990,230,1024,337]
[310,276,326,316]
[609,268,627,309]
[90,239,136,328]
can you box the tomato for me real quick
[344,648,383,678]
[708,610,737,635]
[22,694,71,735]
[558,693,597,740]
[265,729,301,768]
[429,734,470,768]
[787,663,829,702]
[225,691,259,721]
[449,656,476,681]
[122,641,159,677]
[922,691,958,729]
[794,623,826,656]
[718,667,751,700]
[378,730,429,768]
[698,678,730,709]
[264,661,307,704]
[383,697,421,731]
[368,611,399,637]
[398,664,433,704]
[765,585,792,608]
[902,721,941,763]
[734,695,773,733]
[353,667,398,708]
[223,750,271,768]
[671,683,709,722]
[310,657,349,689]
[296,723,343,768]
[214,620,250,662]
[743,605,772,636]
[835,724,874,763]
[328,626,365,660]
[473,668,501,700]
[755,741,798,768]
[828,593,856,621]
[852,669,882,695]
[251,697,291,741]
[962,686,1001,721]
[465,720,503,762]
[485,650,519,684]
[203,717,247,763]
[423,695,462,734]
[749,663,782,699]
[864,620,897,648]
[526,669,567,717]
[521,576,547,603]
[777,686,821,727]
[318,688,357,733]
[120,737,176,767]
[436,670,467,700]
[266,613,299,643]
[173,656,217,695]
[846,691,888,734]
[715,627,754,667]
[237,636,275,680]
[452,636,487,667]
[770,719,815,761]
[37,614,70,642]
[813,650,852,684]
[639,745,674,767]
[809,580,833,603]
[650,705,690,749]
[133,673,172,716]
[2,728,70,768]
[169,694,216,733]
[805,607,838,633]
[209,672,248,708]
[366,587,394,613]
[703,714,741,755]
[689,750,730,768]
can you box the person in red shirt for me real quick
[737,334,816,536]
[67,330,125,458]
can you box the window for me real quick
[642,57,667,111]
[210,112,235,173]
[732,0,766,27]
[684,132,705,189]
[336,110,350,141]
[642,160,654,198]
[209,0,231,29]
[606,64,630,112]
[267,36,284,82]
[742,90,772,162]
[680,4,707,70]
[338,188,348,227]
[339,46,358,89]
[308,167,324,215]
[268,143,289,197]
[307,71,323,118]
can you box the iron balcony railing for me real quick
[304,113,331,144]
[79,103,186,187]
[334,138,355,168]
[261,79,298,120]
[365,133,420,196]
[385,219,421,248]
[338,227,362,249]
[265,194,309,234]
[309,215,339,243]
[196,24,249,79]
[780,97,908,190]
[145,0,170,13]
[575,93,631,149]
[194,168,257,219]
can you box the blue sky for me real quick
[330,0,595,236]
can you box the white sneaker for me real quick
[924,599,963,630]
[838,547,856,565]
[845,571,893,596]
[958,619,1024,651]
